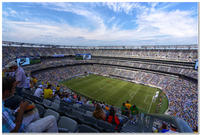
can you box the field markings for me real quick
[129,89,138,100]
[147,91,158,113]
[64,74,163,112]
[148,96,154,113]
[144,95,148,104]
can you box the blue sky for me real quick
[2,2,198,46]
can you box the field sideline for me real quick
[61,74,168,114]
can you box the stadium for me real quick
[2,41,198,133]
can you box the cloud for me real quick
[2,3,198,46]
[3,8,17,17]
[41,3,106,30]
[136,8,197,38]
[103,2,146,15]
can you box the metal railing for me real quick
[138,113,193,132]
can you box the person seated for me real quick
[76,96,83,104]
[105,105,110,112]
[54,91,61,101]
[2,77,58,133]
[193,126,198,133]
[31,76,38,88]
[160,122,169,133]
[43,84,53,99]
[34,85,43,98]
[106,106,121,130]
[93,104,106,120]
[24,73,31,92]
[56,85,60,92]
[63,94,72,103]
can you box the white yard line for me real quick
[148,96,154,113]
[148,91,159,113]
[130,88,139,101]
[144,95,148,104]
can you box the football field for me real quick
[61,74,168,114]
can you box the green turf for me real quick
[61,74,168,114]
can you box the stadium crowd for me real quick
[3,45,197,66]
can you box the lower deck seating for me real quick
[4,91,134,133]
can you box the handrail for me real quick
[140,113,193,132]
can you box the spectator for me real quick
[105,105,110,112]
[44,84,53,99]
[160,123,169,133]
[76,96,83,104]
[31,76,38,88]
[125,101,131,110]
[34,85,43,98]
[63,94,72,103]
[93,104,106,120]
[121,103,129,117]
[130,104,139,122]
[24,73,31,92]
[2,77,58,133]
[106,106,121,130]
[56,85,60,92]
[6,61,26,96]
[193,126,198,133]
[54,91,61,101]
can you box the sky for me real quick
[2,2,198,46]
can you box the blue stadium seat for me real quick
[77,124,99,133]
[35,103,45,117]
[97,120,116,132]
[49,102,60,111]
[80,115,98,127]
[65,109,83,122]
[42,99,52,108]
[44,109,60,121]
[4,95,23,110]
[53,99,60,104]
[58,116,78,132]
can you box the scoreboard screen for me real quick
[17,57,30,66]
[195,59,198,70]
[75,54,91,60]
[17,56,41,66]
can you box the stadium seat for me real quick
[76,108,86,114]
[4,95,23,110]
[77,124,99,133]
[60,103,72,111]
[65,109,83,122]
[35,104,45,117]
[85,111,93,117]
[80,115,98,127]
[32,96,43,104]
[97,120,115,132]
[54,99,60,104]
[49,102,60,111]
[80,104,95,112]
[44,109,60,121]
[73,103,81,108]
[58,116,78,132]
[42,99,52,108]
